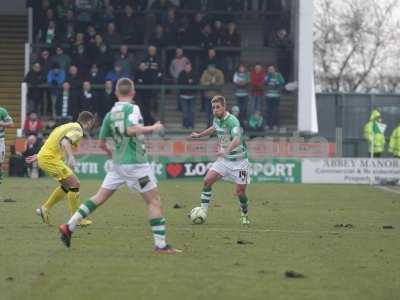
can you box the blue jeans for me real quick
[181,96,195,128]
[252,95,262,113]
[237,95,249,123]
[204,96,213,127]
[266,97,280,128]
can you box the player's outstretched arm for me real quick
[190,126,215,139]
[126,121,164,136]
[0,120,13,128]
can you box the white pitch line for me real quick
[376,186,400,195]
[174,226,390,235]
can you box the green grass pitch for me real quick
[1,178,399,300]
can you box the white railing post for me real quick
[21,83,27,131]
[24,43,30,76]
[28,7,33,45]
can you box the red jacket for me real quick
[250,70,266,96]
[23,119,44,136]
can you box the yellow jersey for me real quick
[38,122,84,160]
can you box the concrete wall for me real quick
[0,0,26,15]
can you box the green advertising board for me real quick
[75,155,301,183]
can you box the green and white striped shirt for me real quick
[213,112,248,160]
[0,107,12,140]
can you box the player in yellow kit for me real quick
[26,111,95,225]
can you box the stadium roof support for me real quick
[297,0,318,133]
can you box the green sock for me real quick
[150,217,166,248]
[67,199,97,232]
[200,187,212,210]
[239,195,249,215]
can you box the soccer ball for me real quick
[189,207,207,224]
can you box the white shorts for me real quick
[101,163,158,193]
[210,158,250,185]
[0,139,5,163]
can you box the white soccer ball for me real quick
[189,207,207,224]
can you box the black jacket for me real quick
[178,70,197,96]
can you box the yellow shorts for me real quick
[37,154,74,181]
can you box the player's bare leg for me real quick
[59,188,115,247]
[142,188,181,254]
[236,184,250,225]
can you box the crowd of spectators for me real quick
[24,0,292,131]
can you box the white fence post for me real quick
[21,82,27,131]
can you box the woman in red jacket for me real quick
[250,64,266,114]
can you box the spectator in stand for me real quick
[211,20,225,47]
[47,62,65,117]
[115,44,135,78]
[233,64,250,125]
[224,21,241,77]
[142,45,163,112]
[23,134,42,178]
[199,23,214,49]
[49,46,71,72]
[177,15,191,46]
[98,80,116,119]
[56,0,74,21]
[250,64,265,113]
[80,81,97,115]
[271,28,292,80]
[142,46,163,83]
[169,48,190,81]
[389,121,400,158]
[200,64,225,126]
[23,112,44,138]
[105,63,127,83]
[42,118,57,138]
[189,13,204,46]
[24,62,46,114]
[204,48,218,69]
[59,9,76,44]
[72,44,91,76]
[88,34,104,58]
[94,43,114,74]
[248,110,264,137]
[264,65,285,130]
[135,62,155,125]
[41,20,57,45]
[86,25,98,44]
[101,5,116,26]
[65,65,83,119]
[73,32,86,49]
[224,21,241,46]
[39,49,51,75]
[75,0,94,30]
[87,64,105,84]
[151,0,176,24]
[178,62,197,129]
[231,105,245,128]
[163,7,178,46]
[118,4,139,44]
[149,24,168,49]
[103,22,122,45]
[59,82,73,120]
[66,65,83,90]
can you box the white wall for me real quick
[0,0,26,15]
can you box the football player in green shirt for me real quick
[59,78,181,254]
[191,95,251,225]
[0,107,13,182]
